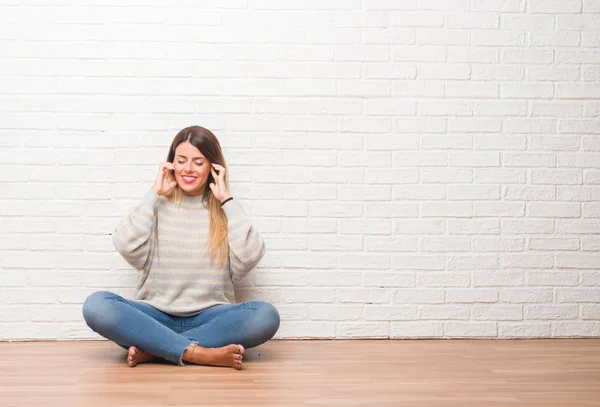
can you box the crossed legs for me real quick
[82,291,280,369]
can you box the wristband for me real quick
[221,197,233,207]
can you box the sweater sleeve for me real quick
[221,199,266,283]
[111,189,160,271]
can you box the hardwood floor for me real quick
[1,339,599,406]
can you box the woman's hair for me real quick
[163,125,229,267]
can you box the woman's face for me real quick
[173,141,212,196]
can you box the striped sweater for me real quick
[111,189,266,316]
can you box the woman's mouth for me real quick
[182,176,197,184]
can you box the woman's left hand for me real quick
[209,163,232,203]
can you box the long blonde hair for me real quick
[163,126,229,267]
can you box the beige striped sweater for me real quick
[111,189,266,316]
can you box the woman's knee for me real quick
[253,301,280,338]
[82,291,118,331]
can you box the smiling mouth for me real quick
[182,176,197,183]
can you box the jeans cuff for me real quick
[178,341,197,366]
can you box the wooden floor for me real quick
[1,339,599,407]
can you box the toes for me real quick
[127,346,139,367]
[128,347,138,359]
[229,344,245,355]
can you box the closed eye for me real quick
[178,161,203,165]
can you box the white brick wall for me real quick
[0,1,599,341]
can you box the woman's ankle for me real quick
[182,342,199,364]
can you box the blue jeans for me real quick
[82,291,280,366]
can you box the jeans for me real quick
[82,291,280,366]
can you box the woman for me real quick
[82,126,280,370]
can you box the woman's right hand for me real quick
[151,161,177,196]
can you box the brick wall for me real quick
[1,0,599,340]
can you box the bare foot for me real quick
[188,344,245,370]
[127,346,156,367]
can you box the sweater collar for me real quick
[180,193,207,208]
